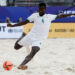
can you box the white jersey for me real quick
[27,13,57,41]
[18,13,57,47]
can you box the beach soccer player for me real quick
[7,3,75,70]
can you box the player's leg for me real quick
[18,46,40,70]
[14,32,26,50]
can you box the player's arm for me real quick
[56,13,75,19]
[7,20,29,27]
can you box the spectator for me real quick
[7,0,15,6]
[6,17,11,23]
[17,17,22,23]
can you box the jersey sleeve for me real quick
[48,14,57,21]
[27,13,36,22]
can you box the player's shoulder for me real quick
[31,12,39,16]
[45,14,57,19]
[44,14,52,18]
[46,14,56,16]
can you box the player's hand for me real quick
[7,23,13,27]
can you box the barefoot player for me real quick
[7,3,75,70]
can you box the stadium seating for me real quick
[15,0,73,6]
[0,0,74,6]
[15,0,43,6]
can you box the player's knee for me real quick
[14,45,19,50]
[32,46,40,54]
[14,43,22,50]
[23,32,26,36]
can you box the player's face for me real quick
[38,6,46,16]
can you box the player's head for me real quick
[38,3,46,16]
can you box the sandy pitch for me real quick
[0,38,75,75]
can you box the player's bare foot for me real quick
[17,65,28,70]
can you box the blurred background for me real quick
[0,0,75,23]
[0,0,75,38]
[0,0,75,6]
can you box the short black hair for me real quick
[38,3,46,9]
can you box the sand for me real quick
[0,38,75,75]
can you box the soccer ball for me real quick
[3,61,13,71]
